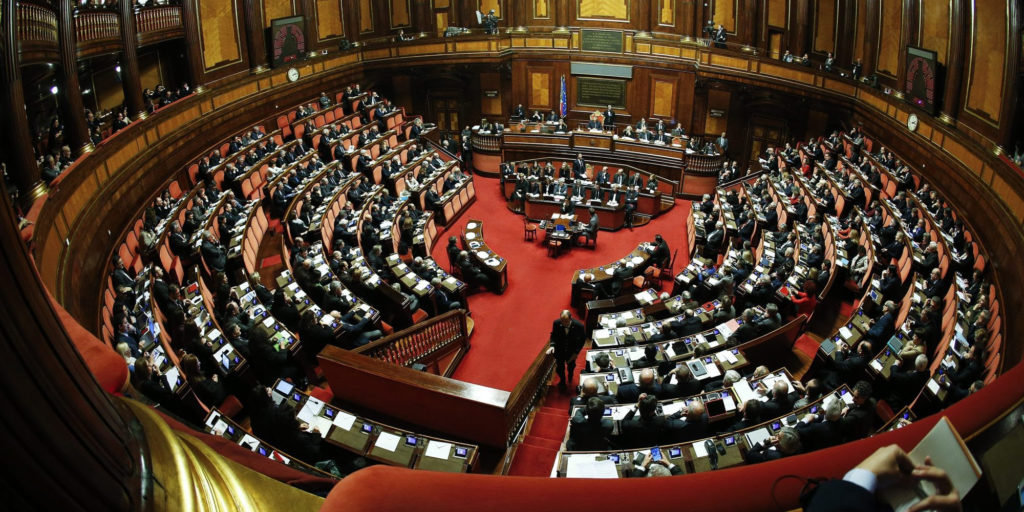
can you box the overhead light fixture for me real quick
[115,65,122,73]
[50,85,59,95]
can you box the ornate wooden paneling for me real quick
[529,69,552,109]
[875,0,902,78]
[315,0,345,40]
[919,0,950,64]
[534,0,551,19]
[578,0,630,22]
[964,0,1007,126]
[657,0,674,27]
[480,0,502,18]
[198,0,242,69]
[358,0,374,33]
[390,0,412,28]
[712,0,736,32]
[852,0,866,61]
[767,0,787,28]
[650,76,676,118]
[813,0,836,52]
[480,72,502,116]
[704,88,730,134]
[262,0,296,27]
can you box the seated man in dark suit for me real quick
[200,232,227,273]
[727,308,761,346]
[746,426,803,464]
[567,397,614,451]
[759,379,799,418]
[886,353,930,409]
[825,341,873,389]
[619,393,672,448]
[865,300,897,343]
[794,398,844,452]
[840,380,876,441]
[725,399,762,432]
[661,364,702,399]
[616,368,662,404]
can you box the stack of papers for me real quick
[565,455,619,479]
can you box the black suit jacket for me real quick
[567,410,614,451]
[796,419,843,451]
[549,319,585,361]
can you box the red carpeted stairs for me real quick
[506,349,590,476]
[507,405,569,476]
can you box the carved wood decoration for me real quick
[198,0,242,69]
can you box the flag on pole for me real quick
[559,75,568,119]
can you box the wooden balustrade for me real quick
[135,5,182,37]
[17,2,57,44]
[354,310,470,377]
[319,342,554,448]
[74,10,119,43]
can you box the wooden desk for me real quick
[570,243,654,307]
[461,220,508,292]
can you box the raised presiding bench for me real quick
[461,220,509,293]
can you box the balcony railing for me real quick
[353,310,471,376]
[17,2,58,45]
[136,5,182,37]
[74,10,120,43]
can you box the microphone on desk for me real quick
[705,440,719,470]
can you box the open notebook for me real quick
[880,416,982,512]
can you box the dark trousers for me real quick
[555,355,577,385]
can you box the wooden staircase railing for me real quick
[353,309,470,377]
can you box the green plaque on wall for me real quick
[581,29,624,53]
[577,77,626,108]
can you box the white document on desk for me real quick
[871,359,884,372]
[661,401,686,417]
[424,440,452,460]
[692,441,709,458]
[745,427,772,448]
[733,379,758,405]
[565,456,619,479]
[722,395,737,411]
[375,432,400,452]
[332,410,357,431]
[839,326,854,339]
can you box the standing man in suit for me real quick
[546,310,586,389]
[572,153,586,180]
[716,132,729,155]
[603,105,616,130]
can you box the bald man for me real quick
[546,310,586,388]
[568,377,617,412]
[616,368,662,403]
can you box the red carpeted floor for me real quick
[430,175,691,391]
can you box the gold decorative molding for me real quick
[122,398,324,512]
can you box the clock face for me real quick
[907,114,919,131]
[287,68,299,82]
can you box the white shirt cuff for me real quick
[842,468,878,494]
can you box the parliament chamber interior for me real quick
[4,0,1024,510]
